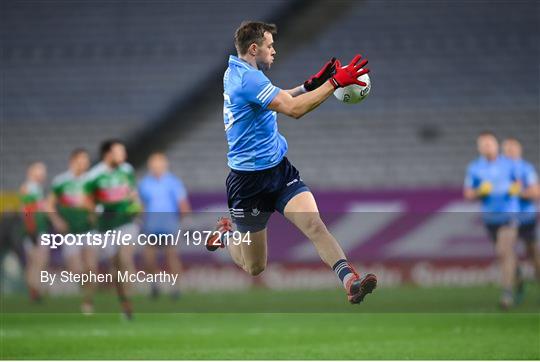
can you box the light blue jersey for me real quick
[464,155,519,225]
[138,172,187,234]
[223,55,286,171]
[511,158,538,224]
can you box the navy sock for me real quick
[332,259,355,287]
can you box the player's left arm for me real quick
[520,165,540,200]
[46,193,68,233]
[124,165,142,207]
[521,183,540,200]
[81,174,99,225]
[173,178,192,217]
[172,177,194,230]
[179,199,192,216]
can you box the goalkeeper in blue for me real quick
[503,138,540,304]
[502,138,540,285]
[206,21,376,304]
[464,132,520,309]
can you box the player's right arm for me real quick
[463,187,475,200]
[269,55,369,119]
[463,163,488,200]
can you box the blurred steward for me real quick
[138,152,191,299]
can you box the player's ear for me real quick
[248,43,257,56]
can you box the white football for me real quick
[333,71,371,104]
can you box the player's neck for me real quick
[104,160,119,169]
[238,54,258,69]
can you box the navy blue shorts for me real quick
[485,224,502,243]
[226,157,310,233]
[485,221,514,243]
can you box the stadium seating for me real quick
[2,1,538,190]
[1,0,288,188]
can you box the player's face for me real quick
[71,152,90,174]
[29,162,47,183]
[148,154,168,176]
[477,135,498,158]
[255,32,276,71]
[502,140,522,159]
[110,144,127,166]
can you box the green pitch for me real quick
[1,286,539,359]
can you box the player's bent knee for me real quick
[303,216,328,238]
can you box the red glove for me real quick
[329,55,369,89]
[303,57,337,92]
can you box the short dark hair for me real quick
[100,139,124,160]
[70,148,88,160]
[234,21,277,55]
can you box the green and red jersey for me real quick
[85,162,138,231]
[20,181,48,235]
[51,171,92,233]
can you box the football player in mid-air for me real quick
[464,132,520,309]
[502,138,540,300]
[206,21,377,304]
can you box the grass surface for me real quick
[1,286,539,359]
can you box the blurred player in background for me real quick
[19,161,49,302]
[85,139,140,319]
[207,21,376,304]
[138,152,191,299]
[502,138,540,285]
[48,148,97,314]
[464,132,520,308]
